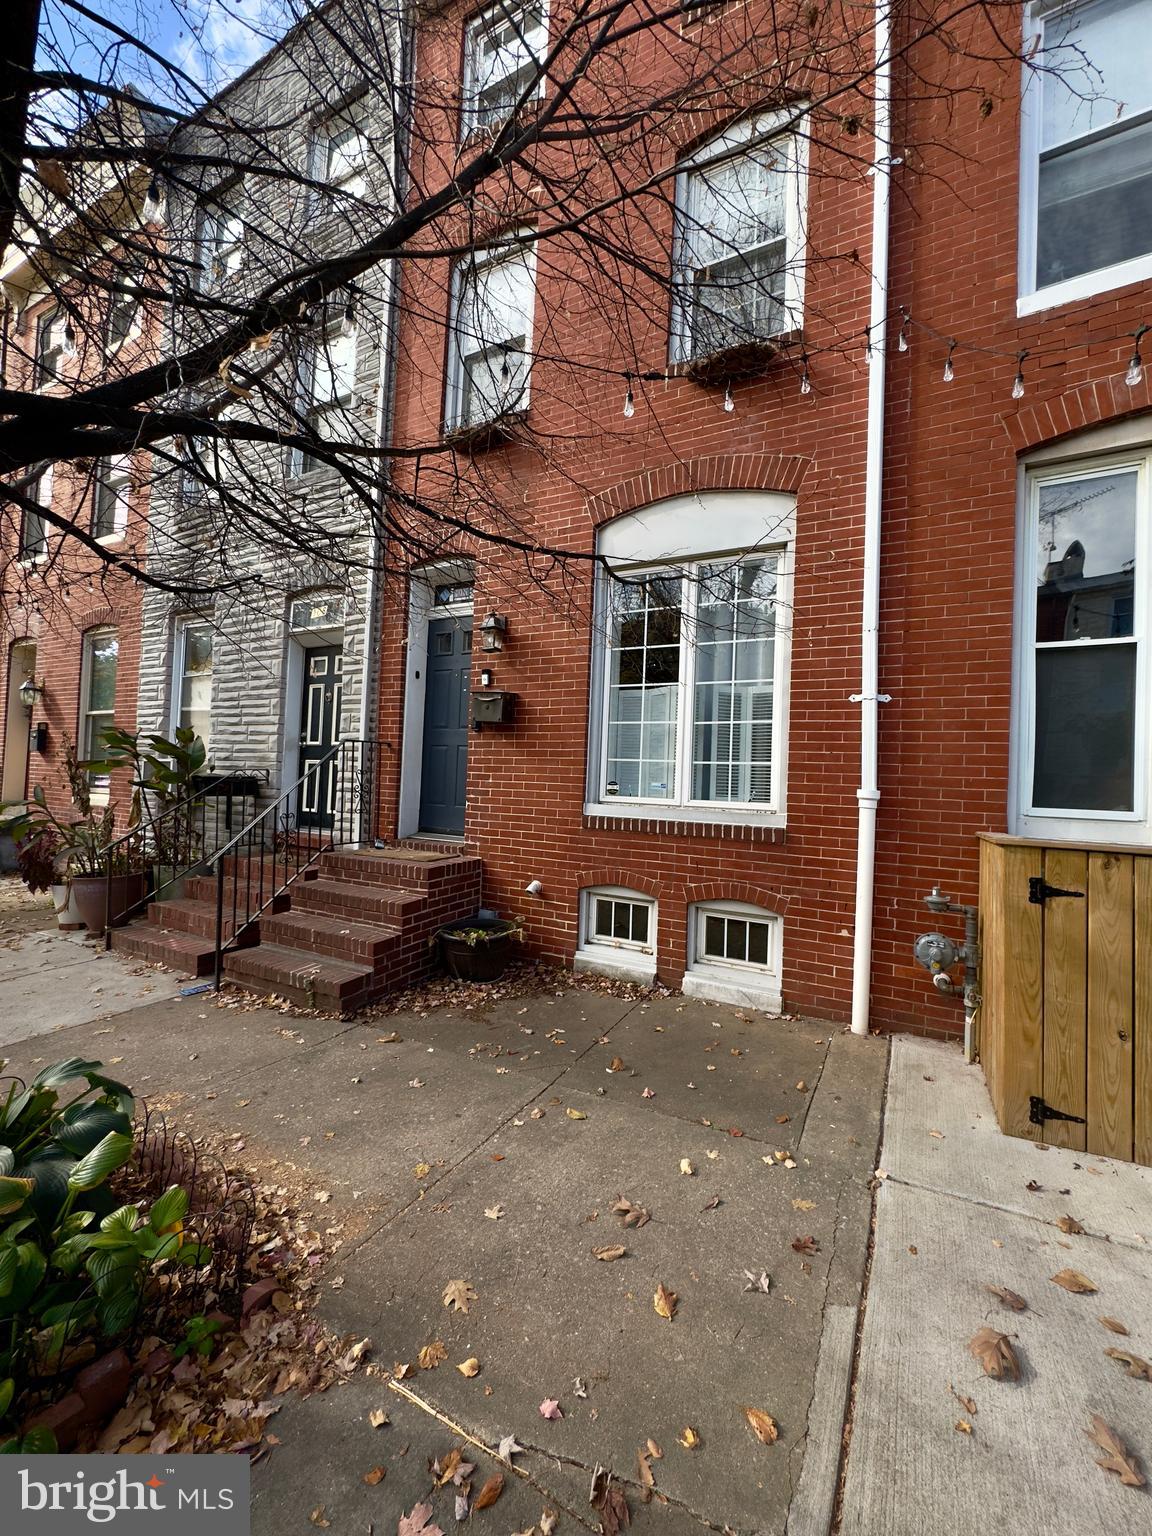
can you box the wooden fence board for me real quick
[995,844,1045,1140]
[1135,860,1152,1167]
[1041,848,1088,1150]
[1086,853,1134,1160]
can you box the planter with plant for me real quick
[435,914,523,982]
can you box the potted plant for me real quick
[99,726,207,901]
[435,913,523,982]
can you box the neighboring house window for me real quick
[446,241,535,430]
[589,491,794,826]
[35,308,67,386]
[18,469,51,563]
[1021,0,1152,311]
[198,186,244,287]
[575,887,657,981]
[81,627,118,801]
[462,1,548,136]
[317,103,369,197]
[672,110,806,362]
[92,457,131,542]
[174,619,213,752]
[684,900,782,1010]
[295,321,357,473]
[106,275,140,351]
[1015,451,1150,839]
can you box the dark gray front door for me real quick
[298,644,342,829]
[420,618,471,833]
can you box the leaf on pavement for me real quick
[592,1244,626,1261]
[637,1445,656,1498]
[700,1195,722,1211]
[613,1196,650,1228]
[1051,1268,1097,1294]
[418,1340,447,1370]
[654,1282,678,1321]
[967,1327,1021,1381]
[678,1426,700,1449]
[1086,1416,1146,1487]
[590,1468,631,1535]
[1056,1214,1086,1234]
[609,1056,626,1072]
[484,1204,504,1220]
[743,1270,772,1294]
[792,1199,816,1212]
[949,1384,977,1415]
[985,1284,1028,1312]
[442,1279,478,1313]
[413,1163,432,1179]
[309,1510,330,1528]
[473,1473,504,1510]
[369,1409,390,1428]
[791,1236,819,1255]
[434,1449,463,1486]
[457,1357,481,1377]
[1104,1348,1152,1381]
[399,1501,444,1536]
[539,1398,563,1419]
[566,1108,588,1120]
[646,1439,663,1459]
[540,1512,558,1535]
[1100,1316,1130,1335]
[498,1434,525,1463]
[393,1361,413,1380]
[454,1492,469,1524]
[955,1419,973,1435]
[743,1407,779,1444]
[362,1466,386,1485]
[679,1158,695,1176]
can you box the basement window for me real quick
[575,886,657,983]
[684,901,782,1012]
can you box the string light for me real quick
[864,325,874,362]
[799,353,812,395]
[723,381,735,413]
[1125,325,1148,388]
[1012,349,1028,400]
[63,319,77,358]
[623,373,635,418]
[897,307,910,353]
[340,300,356,338]
[942,340,956,383]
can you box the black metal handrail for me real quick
[209,739,381,990]
[100,770,241,941]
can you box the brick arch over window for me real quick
[573,868,661,900]
[587,454,810,528]
[1003,371,1152,454]
[74,604,117,634]
[684,881,790,916]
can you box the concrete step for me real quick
[289,878,426,925]
[260,909,401,966]
[222,943,374,1012]
[110,925,217,978]
[146,897,260,944]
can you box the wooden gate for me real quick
[979,834,1152,1165]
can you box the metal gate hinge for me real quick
[1029,1095,1087,1127]
[1027,877,1085,905]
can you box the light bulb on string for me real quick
[799,353,812,396]
[897,307,910,353]
[942,340,956,383]
[340,299,356,338]
[63,319,77,358]
[864,326,874,363]
[723,381,735,413]
[1012,350,1028,401]
[623,374,635,418]
[1125,325,1148,388]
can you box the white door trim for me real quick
[398,561,474,839]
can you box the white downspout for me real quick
[850,3,894,1036]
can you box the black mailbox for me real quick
[471,689,517,726]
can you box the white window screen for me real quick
[449,247,534,428]
[297,326,357,471]
[92,457,131,541]
[199,192,244,287]
[176,622,213,752]
[323,111,368,195]
[463,2,547,135]
[83,628,118,797]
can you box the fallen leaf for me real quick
[418,1341,447,1370]
[791,1236,819,1255]
[955,1419,973,1435]
[1086,1415,1145,1487]
[455,1493,470,1523]
[679,1158,695,1176]
[473,1473,504,1510]
[929,1129,945,1140]
[654,1282,678,1321]
[574,1376,588,1397]
[377,1031,402,1043]
[539,1399,563,1420]
[413,1163,432,1179]
[393,1361,413,1380]
[530,1107,546,1119]
[457,1358,481,1378]
[498,1435,525,1462]
[646,1439,663,1459]
[743,1270,772,1294]
[949,1384,977,1415]
[308,1510,330,1529]
[613,1196,651,1228]
[792,1199,816,1212]
[369,1409,390,1428]
[701,1195,722,1212]
[1100,1317,1130,1336]
[641,1087,655,1098]
[362,1466,386,1485]
[434,1449,463,1486]
[490,1153,505,1162]
[443,1279,478,1313]
[637,1445,656,1497]
[609,1056,626,1071]
[1051,1268,1097,1294]
[540,1513,558,1535]
[1105,1347,1152,1381]
[775,1113,791,1124]
[986,1284,1028,1312]
[589,1469,630,1535]
[743,1407,779,1444]
[1057,1214,1086,1235]
[795,1081,806,1091]
[678,1427,700,1449]
[399,1504,442,1536]
[485,1204,505,1220]
[567,1108,588,1120]
[968,1327,1021,1381]
[1025,1179,1043,1192]
[593,1244,626,1261]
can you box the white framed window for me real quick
[198,185,244,288]
[294,320,358,474]
[575,886,657,982]
[315,103,369,198]
[684,900,782,1011]
[173,619,213,753]
[18,468,51,564]
[106,276,141,352]
[1013,448,1151,840]
[35,308,67,386]
[92,456,132,543]
[462,1,548,137]
[1019,0,1152,314]
[672,109,807,362]
[446,240,535,430]
[80,627,118,803]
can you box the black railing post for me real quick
[213,856,226,992]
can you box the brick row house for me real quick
[4,2,1152,1117]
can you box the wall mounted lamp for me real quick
[18,676,45,710]
[479,612,508,652]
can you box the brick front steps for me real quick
[110,847,482,1011]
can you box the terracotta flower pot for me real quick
[69,873,148,935]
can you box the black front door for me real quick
[298,645,343,829]
[419,618,471,833]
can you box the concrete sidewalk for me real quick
[840,1038,1152,1536]
[0,969,887,1534]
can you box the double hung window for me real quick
[174,619,213,752]
[318,105,369,198]
[296,321,357,473]
[81,628,118,801]
[35,309,67,386]
[92,457,131,542]
[462,2,548,136]
[18,469,50,563]
[447,242,535,430]
[199,186,244,288]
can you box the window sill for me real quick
[583,804,786,843]
[443,410,528,452]
[682,969,781,1014]
[574,949,657,986]
[672,332,799,386]
[1017,253,1152,317]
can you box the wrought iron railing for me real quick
[210,739,382,990]
[100,771,242,939]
